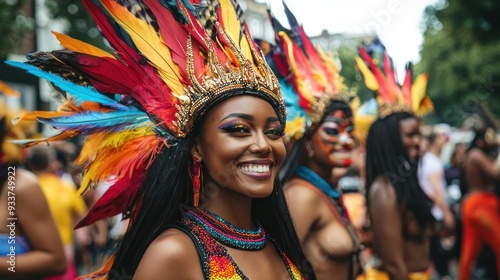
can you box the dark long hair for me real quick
[108,109,315,279]
[279,100,353,183]
[365,112,433,229]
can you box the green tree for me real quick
[0,0,34,58]
[418,0,500,127]
[45,0,108,50]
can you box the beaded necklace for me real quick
[180,208,306,279]
[187,208,266,250]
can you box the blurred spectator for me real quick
[460,127,500,280]
[25,146,88,280]
[0,111,66,278]
[418,130,455,279]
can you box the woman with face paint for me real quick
[7,1,314,279]
[264,6,362,280]
[357,40,436,280]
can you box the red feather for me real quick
[143,0,189,82]
[298,26,334,93]
[383,50,399,102]
[278,34,324,110]
[54,51,179,130]
[75,166,145,228]
[82,0,141,63]
[401,64,413,105]
[358,47,391,102]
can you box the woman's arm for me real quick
[0,169,66,278]
[368,176,409,280]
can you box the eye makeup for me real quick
[265,124,285,137]
[218,121,249,133]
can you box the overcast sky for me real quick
[264,0,441,80]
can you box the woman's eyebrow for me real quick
[219,113,253,123]
[266,117,280,123]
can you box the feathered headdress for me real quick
[6,0,284,227]
[352,98,377,147]
[356,39,433,119]
[264,3,351,142]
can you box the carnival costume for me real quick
[356,39,433,280]
[263,4,362,280]
[6,0,308,279]
[459,103,500,280]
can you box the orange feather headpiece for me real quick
[356,39,433,119]
[265,3,352,142]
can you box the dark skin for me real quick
[368,117,431,280]
[0,169,66,278]
[135,96,293,280]
[285,110,356,280]
[464,137,500,193]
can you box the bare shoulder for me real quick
[12,168,39,194]
[134,228,203,280]
[467,148,487,163]
[284,179,323,204]
[368,175,396,203]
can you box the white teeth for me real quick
[239,164,270,173]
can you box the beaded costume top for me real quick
[179,208,306,280]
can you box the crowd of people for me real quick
[0,0,499,280]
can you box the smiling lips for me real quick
[237,161,273,179]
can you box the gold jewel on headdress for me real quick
[356,41,433,119]
[178,28,284,137]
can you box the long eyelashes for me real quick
[266,126,285,137]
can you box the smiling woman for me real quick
[193,96,286,201]
[7,0,314,279]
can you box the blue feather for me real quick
[280,80,308,124]
[37,110,151,132]
[5,61,128,111]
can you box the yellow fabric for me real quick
[358,265,431,280]
[38,174,86,245]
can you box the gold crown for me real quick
[308,94,350,130]
[377,101,414,119]
[175,29,285,137]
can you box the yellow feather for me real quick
[354,114,376,147]
[52,31,114,58]
[77,127,157,195]
[416,96,434,117]
[355,56,379,91]
[411,73,429,112]
[285,116,306,142]
[96,126,155,149]
[101,0,184,98]
[75,133,108,165]
[217,0,254,64]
